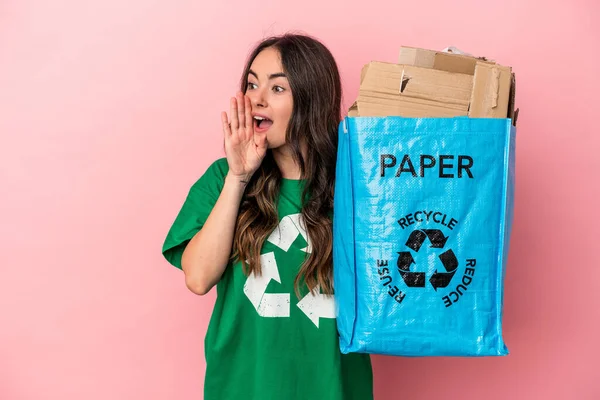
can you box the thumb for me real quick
[254,131,268,151]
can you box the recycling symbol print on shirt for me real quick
[397,229,458,290]
[243,213,335,328]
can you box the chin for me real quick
[267,142,286,150]
[266,134,286,149]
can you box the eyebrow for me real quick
[248,69,287,80]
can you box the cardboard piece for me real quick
[350,46,518,125]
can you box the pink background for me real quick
[1,0,598,399]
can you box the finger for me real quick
[236,92,245,130]
[221,112,231,137]
[230,97,239,130]
[244,95,253,134]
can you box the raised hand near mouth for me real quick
[221,92,268,184]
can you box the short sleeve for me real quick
[162,158,229,269]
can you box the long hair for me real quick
[229,33,342,297]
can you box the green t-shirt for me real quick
[162,158,373,400]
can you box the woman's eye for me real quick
[247,82,257,90]
[273,86,284,93]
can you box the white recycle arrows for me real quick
[267,213,312,253]
[243,252,290,317]
[243,213,334,327]
[296,285,336,328]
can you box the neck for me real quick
[272,144,307,179]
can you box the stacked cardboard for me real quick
[349,46,518,125]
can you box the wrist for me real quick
[225,172,252,187]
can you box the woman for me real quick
[162,33,373,400]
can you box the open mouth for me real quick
[253,116,273,131]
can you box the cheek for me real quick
[275,96,293,127]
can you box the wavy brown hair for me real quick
[229,33,342,297]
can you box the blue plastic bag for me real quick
[333,116,515,357]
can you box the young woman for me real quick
[162,33,373,400]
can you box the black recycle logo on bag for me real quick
[376,211,478,308]
[397,229,458,291]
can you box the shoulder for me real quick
[191,157,229,186]
[203,157,229,179]
[182,158,230,203]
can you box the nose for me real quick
[247,86,267,109]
